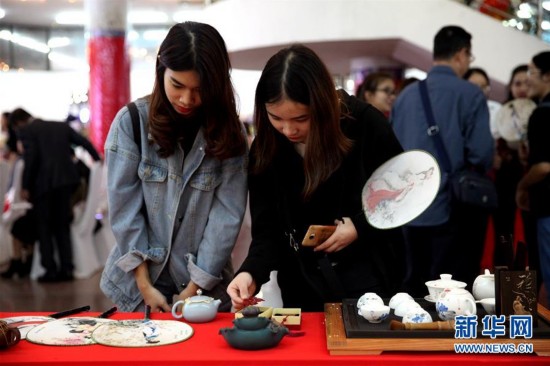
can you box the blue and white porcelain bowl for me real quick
[359,304,391,324]
[389,292,414,309]
[402,309,433,323]
[356,292,384,315]
[394,300,422,317]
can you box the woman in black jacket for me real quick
[227,45,405,311]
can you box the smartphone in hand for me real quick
[301,225,337,247]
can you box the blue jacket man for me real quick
[391,25,494,295]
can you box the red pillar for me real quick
[86,0,130,155]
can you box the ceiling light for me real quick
[517,10,531,19]
[0,30,11,40]
[48,52,90,71]
[55,10,171,27]
[173,4,204,23]
[519,3,531,11]
[0,30,50,53]
[173,10,203,23]
[543,1,550,11]
[127,30,139,41]
[129,47,148,59]
[79,108,90,124]
[55,11,86,25]
[129,11,169,25]
[0,8,6,19]
[142,29,168,41]
[517,3,533,18]
[542,20,550,31]
[48,36,71,48]
[48,51,89,71]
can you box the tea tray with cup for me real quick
[340,298,550,339]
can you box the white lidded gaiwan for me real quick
[425,274,467,301]
[472,269,495,301]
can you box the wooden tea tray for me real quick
[324,302,550,355]
[340,298,550,338]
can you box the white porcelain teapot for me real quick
[472,269,495,301]
[436,288,477,321]
[171,289,221,323]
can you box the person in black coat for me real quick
[227,45,405,311]
[16,113,101,282]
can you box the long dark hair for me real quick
[251,44,352,199]
[149,21,245,159]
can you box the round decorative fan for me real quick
[1,316,53,339]
[26,317,114,346]
[362,150,441,229]
[92,319,194,347]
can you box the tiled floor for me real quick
[0,270,114,313]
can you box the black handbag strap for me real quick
[126,101,148,221]
[418,80,453,173]
[127,102,141,153]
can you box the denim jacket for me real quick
[100,97,248,311]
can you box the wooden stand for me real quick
[324,303,550,355]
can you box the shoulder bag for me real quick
[418,80,497,210]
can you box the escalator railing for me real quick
[455,0,550,44]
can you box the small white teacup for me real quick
[394,299,422,317]
[360,304,391,324]
[356,292,384,314]
[389,292,414,309]
[402,309,433,324]
[478,298,496,315]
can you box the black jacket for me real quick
[239,92,405,311]
[527,94,550,217]
[19,119,101,199]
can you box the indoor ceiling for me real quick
[0,0,208,27]
[2,0,548,102]
[229,39,432,76]
[1,0,426,75]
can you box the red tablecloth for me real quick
[1,311,548,365]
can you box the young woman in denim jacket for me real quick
[100,22,248,313]
[227,45,404,311]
